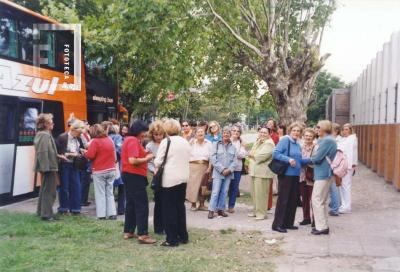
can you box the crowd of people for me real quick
[33,114,358,247]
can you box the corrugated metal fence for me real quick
[350,32,400,191]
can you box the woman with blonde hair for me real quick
[186,127,213,211]
[299,128,316,225]
[155,119,191,246]
[146,120,166,234]
[248,127,275,220]
[34,113,59,221]
[206,120,221,143]
[339,123,358,213]
[83,124,117,220]
[310,120,337,235]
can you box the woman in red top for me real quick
[121,120,155,244]
[266,118,279,210]
[83,124,117,220]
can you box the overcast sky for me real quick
[320,0,400,83]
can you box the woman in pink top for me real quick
[83,124,117,220]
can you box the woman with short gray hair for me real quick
[208,126,236,219]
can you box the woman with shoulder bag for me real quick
[56,119,85,215]
[271,122,310,233]
[299,128,316,226]
[154,119,191,247]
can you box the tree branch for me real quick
[206,0,266,58]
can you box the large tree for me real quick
[204,0,336,124]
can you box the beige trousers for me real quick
[250,177,271,219]
[312,177,333,230]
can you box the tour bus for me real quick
[0,0,87,205]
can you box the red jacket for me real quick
[84,137,116,173]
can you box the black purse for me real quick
[73,137,88,170]
[268,138,291,175]
[151,138,171,191]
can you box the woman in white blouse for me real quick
[339,123,358,214]
[154,119,191,247]
[186,127,213,211]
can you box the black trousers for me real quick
[122,173,149,236]
[153,189,164,233]
[116,184,125,214]
[272,175,299,228]
[80,170,92,204]
[161,183,188,245]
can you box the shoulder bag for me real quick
[305,145,315,183]
[151,138,171,191]
[268,138,291,176]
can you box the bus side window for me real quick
[0,15,18,58]
[17,102,41,145]
[18,21,33,63]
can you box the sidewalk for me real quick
[2,163,400,271]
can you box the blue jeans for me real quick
[209,178,231,211]
[58,162,81,213]
[329,181,340,214]
[228,171,242,209]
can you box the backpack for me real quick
[326,149,348,178]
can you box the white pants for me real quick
[93,171,117,218]
[312,177,332,231]
[339,169,353,211]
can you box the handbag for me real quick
[305,145,315,183]
[268,138,291,175]
[151,138,171,191]
[241,158,249,175]
[73,155,88,170]
[200,172,212,197]
[73,137,88,170]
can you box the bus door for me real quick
[0,96,17,200]
[12,98,42,197]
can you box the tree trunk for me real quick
[270,83,309,126]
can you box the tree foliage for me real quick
[307,71,345,125]
[203,0,336,125]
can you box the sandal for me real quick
[161,241,178,247]
[138,235,156,244]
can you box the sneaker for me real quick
[228,208,235,213]
[247,213,256,217]
[339,208,351,214]
[329,211,339,216]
